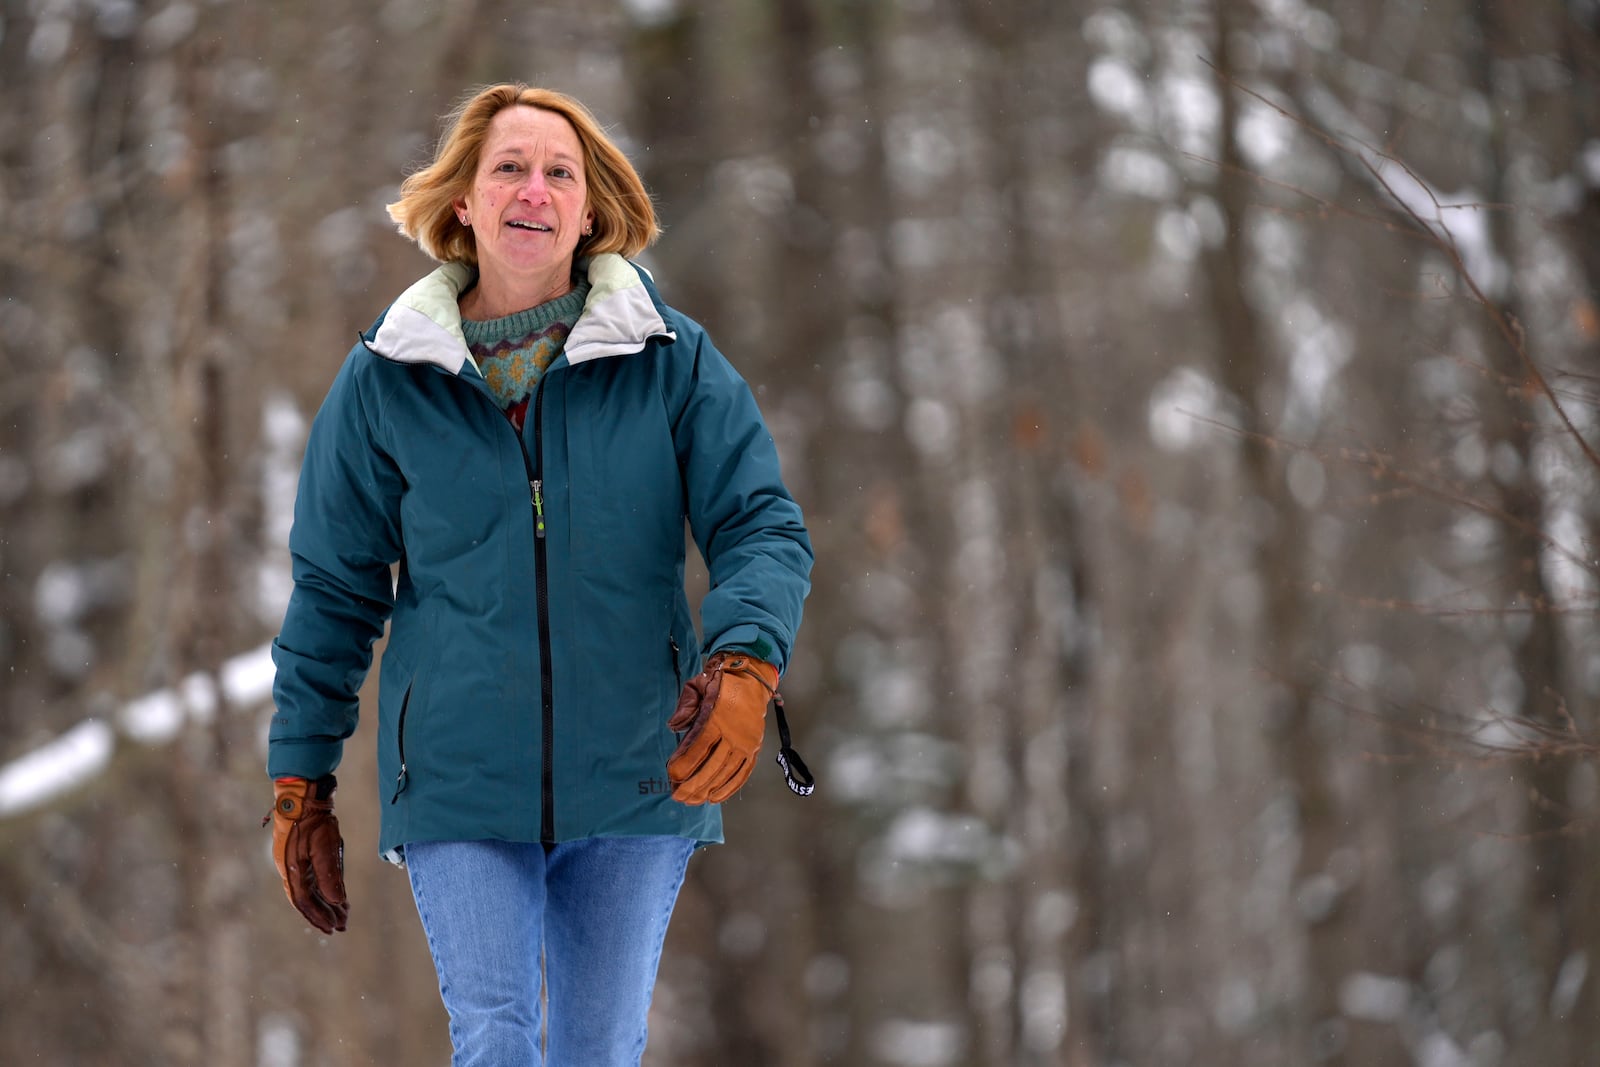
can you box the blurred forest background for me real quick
[3,0,1600,1065]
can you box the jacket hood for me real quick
[367,253,676,374]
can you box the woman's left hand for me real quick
[666,652,779,805]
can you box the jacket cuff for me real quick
[266,739,343,782]
[706,625,780,671]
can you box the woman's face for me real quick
[456,106,594,300]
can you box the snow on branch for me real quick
[0,643,276,818]
[1296,83,1506,299]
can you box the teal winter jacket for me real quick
[268,255,813,856]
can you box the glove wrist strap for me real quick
[772,694,815,797]
[717,652,814,796]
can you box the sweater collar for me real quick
[368,254,676,374]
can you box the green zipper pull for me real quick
[531,479,546,539]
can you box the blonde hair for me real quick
[387,84,660,264]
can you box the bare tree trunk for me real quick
[1203,6,1405,1063]
[165,25,257,1067]
[1468,3,1598,1060]
[949,4,1097,1067]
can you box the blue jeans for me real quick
[405,836,697,1067]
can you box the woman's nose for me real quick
[518,172,550,203]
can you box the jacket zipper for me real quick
[389,684,413,804]
[530,376,557,843]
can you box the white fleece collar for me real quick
[368,254,675,374]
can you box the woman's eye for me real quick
[550,167,573,179]
[494,161,519,173]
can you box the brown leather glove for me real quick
[667,651,780,805]
[267,775,348,934]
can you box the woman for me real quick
[264,83,813,1066]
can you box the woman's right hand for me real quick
[266,775,349,934]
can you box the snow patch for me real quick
[1416,1032,1470,1067]
[1148,366,1229,451]
[1101,144,1180,200]
[1582,140,1600,188]
[1161,72,1219,157]
[1020,969,1066,1051]
[870,1019,967,1067]
[1237,98,1295,167]
[3,643,279,818]
[121,643,277,743]
[1087,57,1149,123]
[1338,971,1411,1022]
[1303,87,1506,298]
[619,0,678,28]
[0,719,114,817]
[1551,951,1588,1018]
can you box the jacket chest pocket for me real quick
[564,370,685,573]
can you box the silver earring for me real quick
[460,214,469,226]
[583,224,593,236]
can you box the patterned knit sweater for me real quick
[460,281,590,432]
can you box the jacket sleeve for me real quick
[669,324,813,672]
[267,349,404,779]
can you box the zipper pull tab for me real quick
[531,479,546,539]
